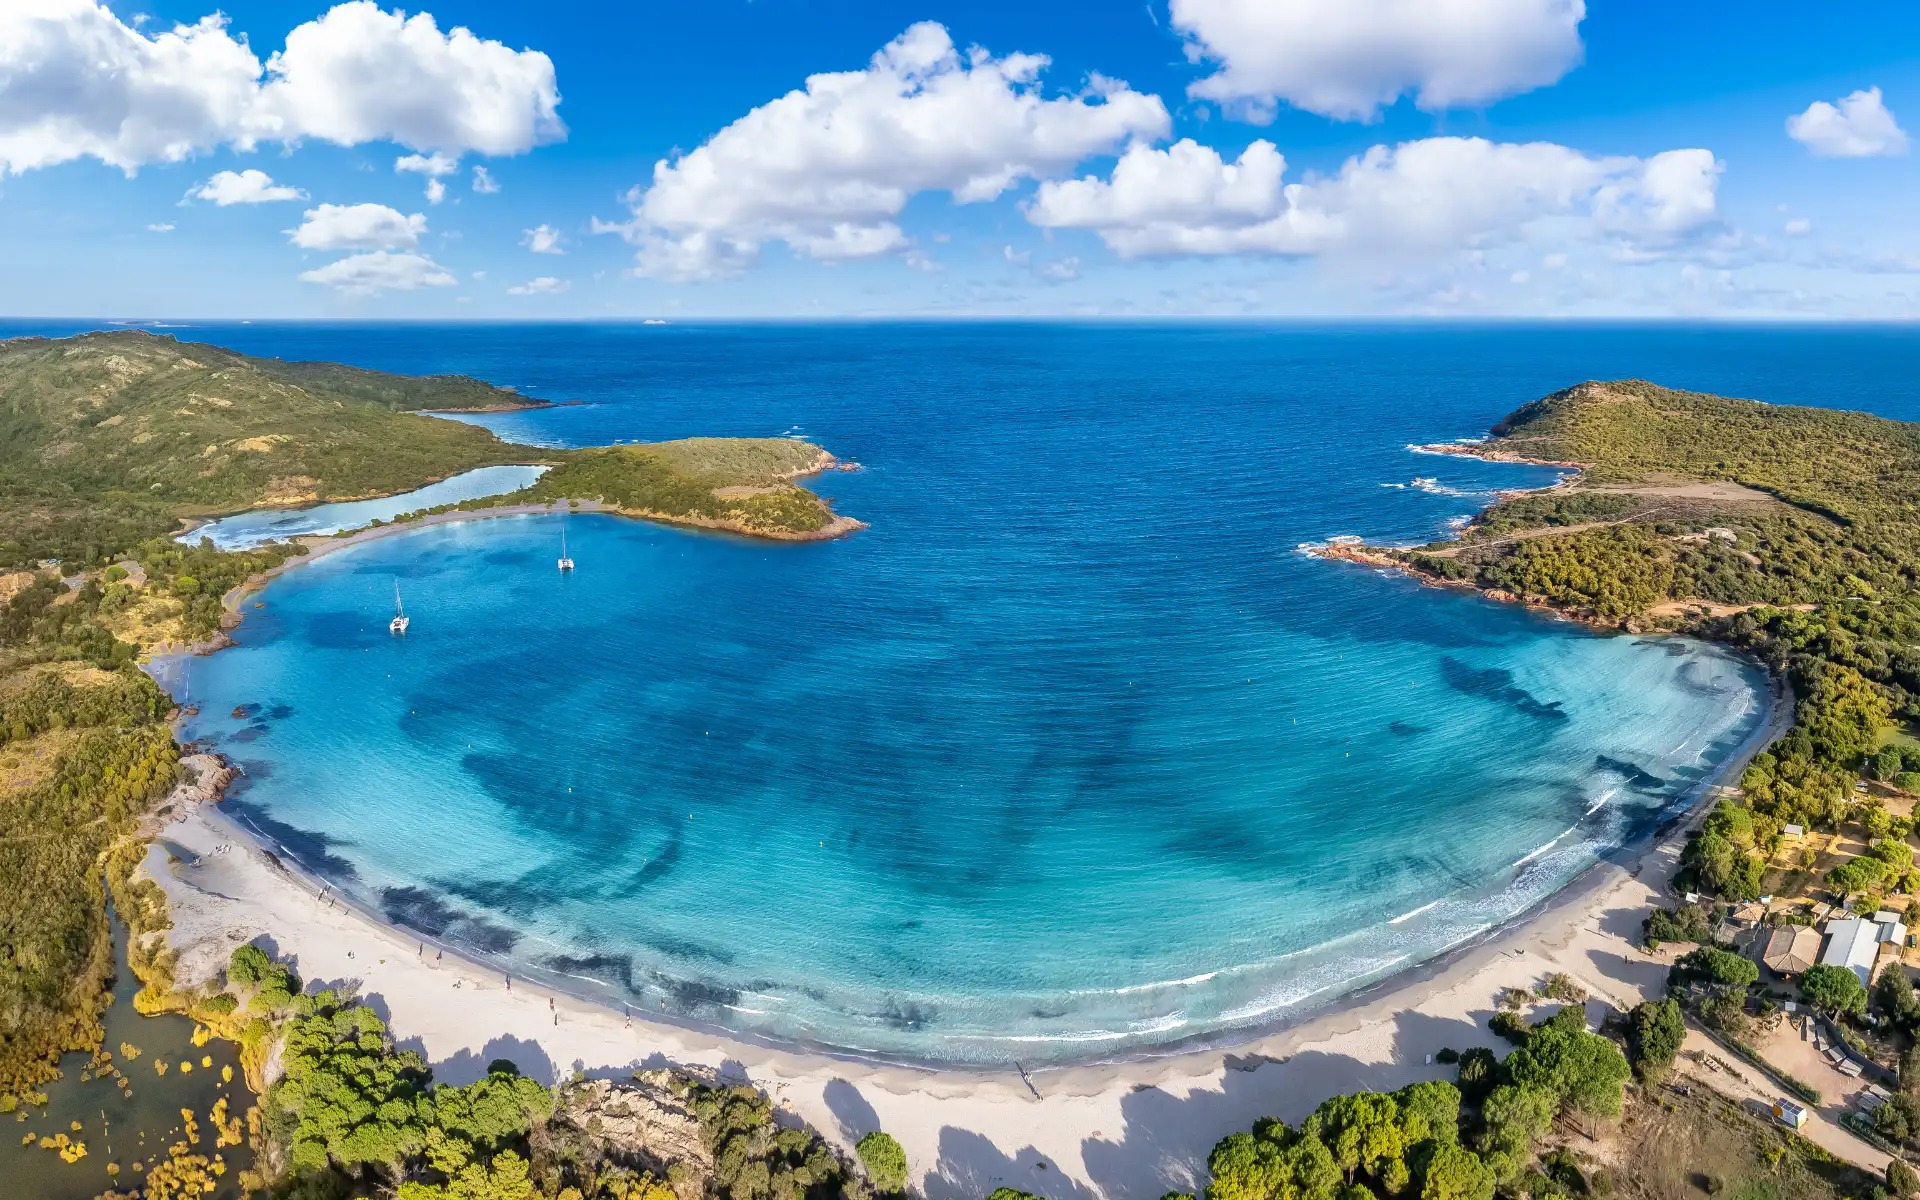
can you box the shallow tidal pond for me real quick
[0,906,254,1199]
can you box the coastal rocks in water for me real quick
[146,631,237,658]
[156,754,239,819]
[549,1072,714,1188]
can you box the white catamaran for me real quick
[558,527,575,572]
[389,581,410,635]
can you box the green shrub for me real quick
[856,1131,908,1193]
[1628,998,1686,1084]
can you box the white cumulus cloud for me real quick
[1170,0,1586,122]
[396,151,459,202]
[396,152,458,175]
[471,165,499,193]
[258,3,563,156]
[594,22,1169,281]
[523,224,563,254]
[146,222,174,232]
[299,250,456,295]
[507,276,569,295]
[1029,136,1720,261]
[288,202,427,251]
[190,168,304,205]
[0,0,563,176]
[1787,87,1908,158]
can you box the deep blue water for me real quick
[18,320,1919,1065]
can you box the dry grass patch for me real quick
[0,728,78,794]
[1612,1087,1869,1200]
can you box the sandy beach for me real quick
[138,655,1799,1200]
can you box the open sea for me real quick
[15,319,1920,1066]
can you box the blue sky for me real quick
[1,0,1916,318]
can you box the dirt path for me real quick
[1676,1030,1891,1174]
[1419,512,1662,558]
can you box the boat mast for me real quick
[389,579,410,634]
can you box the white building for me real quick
[1772,1099,1810,1129]
[1820,911,1908,985]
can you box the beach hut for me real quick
[1772,1100,1811,1129]
[1762,926,1822,976]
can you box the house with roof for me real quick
[1760,926,1822,976]
[1820,911,1908,985]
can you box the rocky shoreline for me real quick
[598,505,870,542]
[1310,442,1638,630]
[1408,440,1590,470]
[1309,541,1622,629]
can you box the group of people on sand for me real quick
[306,888,661,1035]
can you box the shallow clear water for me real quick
[184,465,547,550]
[74,320,1912,1066]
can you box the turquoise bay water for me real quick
[64,320,1908,1066]
[184,465,548,550]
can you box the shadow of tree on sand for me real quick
[927,1124,1098,1200]
[825,1077,884,1143]
[418,1033,560,1086]
[1073,1007,1499,1199]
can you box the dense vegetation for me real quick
[169,939,873,1200]
[1193,1005,1628,1200]
[1,329,852,586]
[0,332,526,1115]
[0,653,177,1094]
[1409,379,1920,622]
[521,439,840,537]
[0,331,544,568]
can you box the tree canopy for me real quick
[1801,964,1869,1016]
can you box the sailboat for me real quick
[558,526,575,572]
[389,581,410,635]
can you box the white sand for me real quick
[140,667,1808,1199]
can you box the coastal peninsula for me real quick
[1327,378,1920,901]
[1328,378,1920,633]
